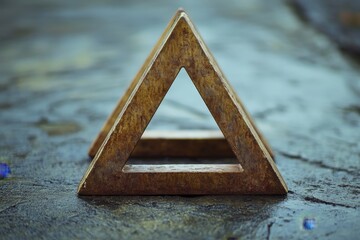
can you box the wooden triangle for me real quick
[78,9,288,195]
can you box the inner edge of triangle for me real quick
[122,67,243,173]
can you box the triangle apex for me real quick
[175,8,189,20]
[176,7,185,13]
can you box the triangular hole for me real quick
[146,68,218,130]
[125,68,241,173]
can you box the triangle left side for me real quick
[78,10,187,195]
[88,10,185,158]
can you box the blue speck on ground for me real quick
[0,163,11,179]
[303,218,316,230]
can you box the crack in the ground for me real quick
[304,196,355,209]
[266,221,274,240]
[338,184,360,189]
[0,200,26,214]
[286,189,356,209]
[277,150,357,175]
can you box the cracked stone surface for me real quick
[0,0,359,239]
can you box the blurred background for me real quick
[0,0,359,239]
[1,0,360,134]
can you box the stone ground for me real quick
[0,0,359,239]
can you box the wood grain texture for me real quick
[87,14,275,160]
[131,130,235,158]
[78,9,288,195]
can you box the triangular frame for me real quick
[78,9,288,195]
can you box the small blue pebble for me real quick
[303,218,315,230]
[0,163,11,179]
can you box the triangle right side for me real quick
[179,14,288,194]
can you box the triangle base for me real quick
[78,170,287,195]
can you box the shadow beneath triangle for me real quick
[79,195,287,222]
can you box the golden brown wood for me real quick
[87,27,274,159]
[131,130,235,158]
[87,11,185,158]
[78,9,288,195]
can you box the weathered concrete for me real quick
[0,0,359,239]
